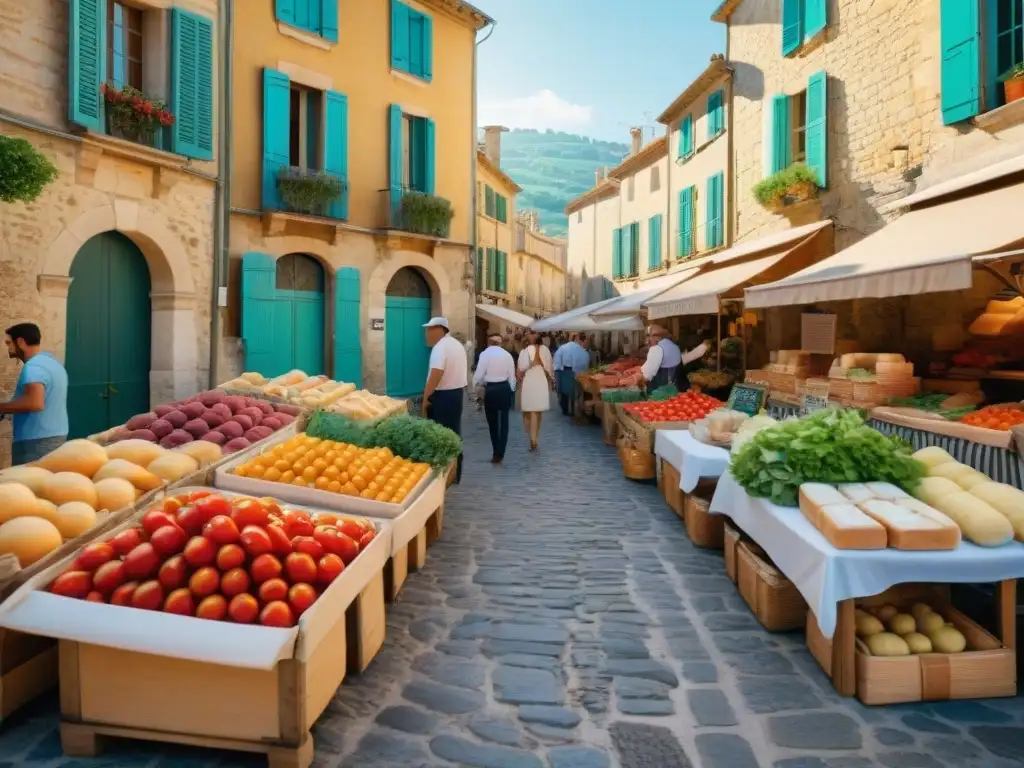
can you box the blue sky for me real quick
[472,0,726,143]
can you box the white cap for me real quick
[423,317,449,329]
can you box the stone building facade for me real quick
[0,0,220,457]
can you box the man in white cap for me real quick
[639,325,707,390]
[421,317,468,484]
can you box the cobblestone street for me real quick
[2,404,1024,767]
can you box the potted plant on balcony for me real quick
[398,190,454,238]
[999,63,1024,105]
[277,167,345,216]
[0,135,58,204]
[101,84,174,146]
[753,162,820,212]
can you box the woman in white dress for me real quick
[517,330,554,452]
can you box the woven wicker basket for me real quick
[684,482,723,549]
[736,541,807,631]
[659,460,683,518]
[724,520,742,583]
[602,404,620,445]
[617,438,655,480]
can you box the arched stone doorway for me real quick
[384,267,432,396]
[65,232,152,438]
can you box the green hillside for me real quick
[499,129,629,239]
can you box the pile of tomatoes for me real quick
[48,490,376,628]
[623,392,724,424]
[959,404,1024,431]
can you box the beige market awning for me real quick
[530,297,644,332]
[476,303,534,328]
[646,253,790,319]
[590,268,700,318]
[746,182,1024,309]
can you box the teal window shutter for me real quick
[68,0,106,132]
[475,247,484,291]
[321,0,338,42]
[805,71,828,186]
[707,91,724,138]
[621,225,633,277]
[486,248,494,290]
[679,114,693,159]
[648,215,662,270]
[262,69,291,210]
[171,9,214,160]
[770,94,792,174]
[424,118,436,194]
[334,267,362,386]
[612,228,622,278]
[388,104,403,224]
[679,186,694,257]
[324,89,349,219]
[422,13,433,81]
[499,252,507,292]
[276,0,296,27]
[939,0,981,124]
[485,186,495,216]
[630,222,640,275]
[804,0,827,39]
[391,1,410,72]
[241,253,286,376]
[705,173,724,249]
[782,0,802,55]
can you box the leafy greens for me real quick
[306,410,462,469]
[729,408,926,506]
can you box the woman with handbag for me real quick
[517,330,554,452]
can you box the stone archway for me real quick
[38,201,199,404]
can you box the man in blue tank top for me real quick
[639,325,707,389]
[2,323,68,465]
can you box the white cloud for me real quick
[479,89,593,132]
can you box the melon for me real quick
[33,498,58,525]
[92,459,163,492]
[0,483,43,525]
[36,439,109,477]
[104,439,165,468]
[0,466,52,496]
[147,453,199,482]
[41,472,99,508]
[0,516,63,566]
[93,477,137,512]
[53,502,98,539]
[174,441,222,466]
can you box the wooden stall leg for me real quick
[266,735,314,768]
[385,548,409,602]
[347,572,386,673]
[60,722,106,757]
[426,504,445,545]
[831,600,857,697]
[996,579,1017,653]
[408,529,427,572]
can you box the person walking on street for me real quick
[420,317,468,484]
[554,333,589,416]
[517,329,553,452]
[2,323,68,465]
[638,325,707,390]
[473,334,516,463]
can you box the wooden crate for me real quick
[683,482,724,549]
[659,460,683,518]
[736,541,807,632]
[602,404,619,445]
[806,584,1017,705]
[724,520,742,583]
[617,409,688,453]
[383,474,447,602]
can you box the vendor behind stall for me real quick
[639,325,708,389]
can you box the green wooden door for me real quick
[65,232,151,439]
[384,267,432,397]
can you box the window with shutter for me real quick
[805,72,828,186]
[707,90,724,138]
[475,247,484,292]
[485,187,495,217]
[679,186,695,258]
[940,0,982,124]
[781,0,802,55]
[705,173,724,249]
[276,0,337,42]
[323,89,349,218]
[648,215,662,270]
[170,9,214,160]
[388,104,403,225]
[612,228,622,279]
[769,94,792,175]
[391,1,433,81]
[262,69,291,210]
[678,114,693,160]
[630,222,640,276]
[69,0,106,132]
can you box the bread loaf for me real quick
[864,482,910,501]
[912,446,955,469]
[929,461,977,483]
[799,483,847,521]
[930,491,1014,547]
[857,498,960,550]
[970,482,1024,541]
[914,476,962,507]
[806,502,887,549]
[837,484,875,504]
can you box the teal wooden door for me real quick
[384,268,431,397]
[241,253,325,377]
[334,267,362,386]
[65,232,151,439]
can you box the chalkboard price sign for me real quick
[727,383,768,416]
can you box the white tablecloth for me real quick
[709,472,1024,638]
[654,430,730,493]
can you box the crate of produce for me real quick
[380,473,448,602]
[0,486,391,767]
[616,437,655,481]
[658,460,683,518]
[723,520,742,583]
[806,584,1016,704]
[214,434,435,519]
[683,482,724,549]
[618,392,723,453]
[736,541,807,631]
[603,404,620,445]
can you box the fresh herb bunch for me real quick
[729,408,926,506]
[306,410,461,469]
[649,384,679,401]
[601,388,644,403]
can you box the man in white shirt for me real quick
[421,317,468,483]
[473,333,517,463]
[640,325,708,390]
